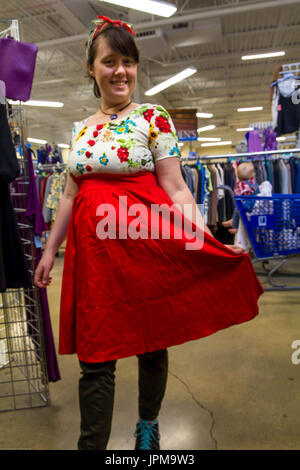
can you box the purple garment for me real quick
[36,248,61,382]
[247,130,263,153]
[263,127,278,151]
[25,147,61,382]
[25,148,47,235]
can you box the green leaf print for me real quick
[127,159,140,168]
[117,137,137,149]
[134,105,149,116]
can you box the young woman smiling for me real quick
[34,15,263,451]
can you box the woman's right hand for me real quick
[34,252,55,288]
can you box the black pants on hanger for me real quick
[77,349,168,450]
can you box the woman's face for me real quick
[89,36,137,104]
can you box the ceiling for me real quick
[1,0,300,154]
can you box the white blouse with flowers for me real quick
[67,103,181,177]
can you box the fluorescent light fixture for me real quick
[25,100,64,107]
[276,137,286,141]
[27,137,48,145]
[197,137,221,142]
[196,112,213,118]
[9,99,64,108]
[100,0,177,17]
[58,143,70,148]
[201,141,232,147]
[197,125,216,132]
[237,127,254,131]
[242,51,285,61]
[145,67,197,96]
[237,107,263,112]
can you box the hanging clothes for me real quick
[0,103,32,292]
[24,147,61,382]
[276,92,300,136]
[247,130,263,153]
[263,127,277,151]
[45,169,67,223]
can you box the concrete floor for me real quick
[0,252,300,450]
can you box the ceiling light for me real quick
[276,137,286,141]
[145,67,197,95]
[242,51,285,61]
[25,100,64,107]
[201,141,232,147]
[237,107,263,112]
[236,127,254,131]
[197,137,221,142]
[196,112,213,118]
[99,0,177,17]
[9,99,64,108]
[58,143,70,148]
[27,137,48,145]
[197,125,216,132]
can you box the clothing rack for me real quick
[279,62,300,75]
[0,19,54,413]
[181,148,300,163]
[33,162,67,171]
[0,19,20,40]
[248,121,273,131]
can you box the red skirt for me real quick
[59,171,264,362]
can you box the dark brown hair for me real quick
[86,24,140,98]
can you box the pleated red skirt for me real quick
[59,171,264,362]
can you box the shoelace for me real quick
[135,420,159,450]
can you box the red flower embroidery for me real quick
[87,139,95,146]
[85,151,91,158]
[86,165,92,172]
[155,115,171,133]
[96,124,104,131]
[93,130,98,137]
[117,147,129,163]
[143,108,154,122]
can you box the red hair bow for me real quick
[97,15,136,36]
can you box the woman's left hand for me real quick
[224,244,246,255]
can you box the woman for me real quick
[34,16,263,451]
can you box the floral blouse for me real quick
[68,103,181,177]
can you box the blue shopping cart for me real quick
[218,186,300,290]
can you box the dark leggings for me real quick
[77,349,168,450]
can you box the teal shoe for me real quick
[134,418,160,450]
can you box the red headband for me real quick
[87,15,136,57]
[96,15,136,36]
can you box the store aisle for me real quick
[0,252,300,450]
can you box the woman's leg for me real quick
[77,359,116,450]
[137,349,168,420]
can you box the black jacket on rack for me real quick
[0,103,32,292]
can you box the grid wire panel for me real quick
[0,103,50,412]
[0,289,49,411]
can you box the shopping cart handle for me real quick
[216,185,234,197]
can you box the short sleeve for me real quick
[67,122,79,173]
[148,105,181,162]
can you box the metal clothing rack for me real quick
[181,148,300,163]
[33,162,67,171]
[0,19,50,412]
[279,62,300,75]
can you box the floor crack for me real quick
[168,370,218,450]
